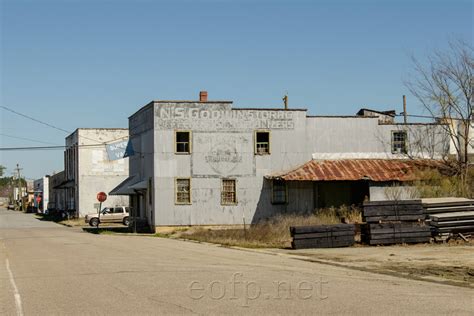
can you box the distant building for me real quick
[49,171,66,211]
[111,91,449,229]
[439,117,474,163]
[62,128,130,217]
[33,176,49,213]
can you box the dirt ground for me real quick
[264,240,474,288]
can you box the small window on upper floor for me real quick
[392,131,407,154]
[176,131,191,154]
[255,131,270,155]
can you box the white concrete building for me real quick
[62,128,130,217]
[443,118,474,162]
[112,92,449,229]
[33,176,49,213]
[49,171,66,211]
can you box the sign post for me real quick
[96,192,107,228]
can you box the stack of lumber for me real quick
[362,200,425,222]
[429,211,474,234]
[361,222,431,245]
[362,200,430,245]
[422,198,474,215]
[290,224,355,249]
[422,198,474,236]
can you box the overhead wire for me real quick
[1,105,132,150]
[0,133,61,146]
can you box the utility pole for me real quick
[403,95,407,124]
[283,94,288,110]
[14,164,23,210]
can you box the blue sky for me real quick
[0,0,472,179]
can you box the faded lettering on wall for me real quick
[155,106,295,131]
[192,133,254,177]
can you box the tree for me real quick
[0,165,5,177]
[405,39,473,193]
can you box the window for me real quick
[255,131,270,155]
[176,178,191,204]
[392,131,407,154]
[176,131,191,154]
[221,179,237,205]
[272,180,287,204]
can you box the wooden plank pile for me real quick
[290,224,355,249]
[362,222,431,245]
[429,211,474,234]
[362,200,431,245]
[422,198,474,237]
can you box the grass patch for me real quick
[178,206,362,248]
[35,213,87,227]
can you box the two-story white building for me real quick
[61,128,130,217]
[111,91,449,229]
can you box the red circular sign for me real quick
[97,192,107,203]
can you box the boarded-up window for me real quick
[176,178,191,204]
[392,131,407,154]
[221,179,237,205]
[272,180,287,204]
[255,131,270,154]
[176,131,191,153]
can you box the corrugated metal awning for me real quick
[266,159,442,182]
[129,180,147,191]
[109,175,140,195]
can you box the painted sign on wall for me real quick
[191,133,255,177]
[106,139,134,160]
[155,104,296,131]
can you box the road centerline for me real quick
[6,259,24,316]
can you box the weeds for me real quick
[411,168,474,198]
[179,206,362,248]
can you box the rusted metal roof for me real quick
[266,159,441,182]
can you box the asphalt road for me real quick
[1,208,473,315]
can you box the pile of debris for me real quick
[422,197,474,241]
[361,200,431,245]
[290,224,355,249]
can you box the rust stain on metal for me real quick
[267,159,442,182]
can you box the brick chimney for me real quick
[199,91,208,102]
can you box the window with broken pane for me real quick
[255,131,270,154]
[392,131,407,154]
[221,179,237,205]
[176,178,191,204]
[176,131,191,153]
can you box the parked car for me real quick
[7,203,15,210]
[85,206,130,227]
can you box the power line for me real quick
[396,113,470,121]
[0,146,66,151]
[0,144,107,151]
[0,133,60,146]
[1,105,130,145]
[1,105,72,134]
